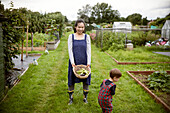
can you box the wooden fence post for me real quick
[21,27,24,61]
[26,21,29,57]
[101,28,103,49]
[31,32,33,51]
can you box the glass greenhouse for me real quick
[161,20,170,40]
[113,22,132,33]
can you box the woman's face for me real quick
[75,22,85,35]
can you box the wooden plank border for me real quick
[126,71,170,112]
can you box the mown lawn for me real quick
[106,47,170,63]
[0,32,169,113]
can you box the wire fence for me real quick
[94,28,163,49]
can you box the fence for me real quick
[94,28,162,49]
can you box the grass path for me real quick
[0,33,168,113]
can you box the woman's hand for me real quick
[72,64,75,67]
[87,64,90,67]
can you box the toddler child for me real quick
[98,68,122,113]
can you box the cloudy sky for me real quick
[1,0,170,21]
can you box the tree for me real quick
[141,17,149,25]
[151,13,170,28]
[45,12,65,37]
[77,4,92,23]
[90,2,120,24]
[64,16,68,23]
[126,13,142,25]
[0,1,4,13]
[120,17,126,21]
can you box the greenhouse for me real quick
[161,20,170,40]
[113,22,132,33]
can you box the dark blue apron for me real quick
[68,34,91,86]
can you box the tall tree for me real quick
[0,1,4,13]
[126,13,142,25]
[91,2,120,24]
[141,17,149,25]
[77,4,91,23]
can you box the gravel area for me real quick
[153,52,170,56]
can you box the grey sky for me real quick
[1,0,170,21]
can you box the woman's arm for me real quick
[68,34,75,66]
[86,35,91,66]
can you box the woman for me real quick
[67,19,91,105]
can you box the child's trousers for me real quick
[102,108,112,113]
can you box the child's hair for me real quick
[74,19,86,33]
[109,68,122,78]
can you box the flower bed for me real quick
[127,71,170,112]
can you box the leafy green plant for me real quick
[95,31,125,51]
[147,71,170,92]
[94,30,160,51]
[23,32,52,47]
[2,5,26,76]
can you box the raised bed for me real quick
[105,52,170,65]
[127,71,170,112]
[46,40,60,50]
[28,53,41,56]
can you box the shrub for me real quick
[130,31,160,46]
[23,32,51,47]
[93,30,161,51]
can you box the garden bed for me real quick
[127,71,170,112]
[46,39,60,50]
[105,52,170,65]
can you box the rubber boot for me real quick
[83,91,88,103]
[68,91,74,105]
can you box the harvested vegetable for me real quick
[76,68,89,76]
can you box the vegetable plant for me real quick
[147,71,170,92]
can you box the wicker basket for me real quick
[73,65,91,79]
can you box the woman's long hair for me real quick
[74,19,86,33]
